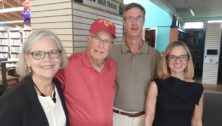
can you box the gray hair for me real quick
[16,29,67,78]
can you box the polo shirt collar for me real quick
[121,41,148,54]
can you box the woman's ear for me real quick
[25,54,30,67]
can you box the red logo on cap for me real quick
[97,19,115,28]
[89,18,116,38]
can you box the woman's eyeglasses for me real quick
[167,54,189,62]
[27,49,61,60]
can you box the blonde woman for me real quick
[145,41,204,126]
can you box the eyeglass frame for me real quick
[123,15,144,22]
[167,54,189,62]
[89,35,114,45]
[26,49,61,60]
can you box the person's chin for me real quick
[41,74,54,80]
[40,70,56,77]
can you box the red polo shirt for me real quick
[56,51,116,126]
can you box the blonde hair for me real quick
[157,41,194,79]
[16,29,67,78]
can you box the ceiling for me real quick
[151,0,222,21]
[0,0,25,28]
[1,0,222,28]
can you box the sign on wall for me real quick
[74,0,121,15]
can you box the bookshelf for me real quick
[0,29,31,90]
[9,30,22,59]
[0,31,9,60]
[0,30,31,60]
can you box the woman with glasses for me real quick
[145,41,204,126]
[0,30,69,126]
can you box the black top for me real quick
[0,75,70,126]
[153,76,203,126]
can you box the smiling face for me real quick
[87,30,113,62]
[26,37,61,80]
[167,46,189,77]
[123,7,144,38]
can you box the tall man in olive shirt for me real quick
[111,3,160,126]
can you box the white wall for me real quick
[31,0,123,54]
[202,23,221,84]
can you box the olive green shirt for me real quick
[110,42,160,112]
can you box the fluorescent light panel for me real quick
[190,9,195,16]
[183,22,204,29]
[208,20,222,23]
[0,7,23,14]
[0,20,23,24]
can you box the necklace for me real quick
[34,83,56,103]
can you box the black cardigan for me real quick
[0,75,70,126]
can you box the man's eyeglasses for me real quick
[27,49,61,60]
[124,16,144,22]
[90,35,113,45]
[167,54,189,62]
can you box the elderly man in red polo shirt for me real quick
[56,18,116,126]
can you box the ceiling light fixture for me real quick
[0,7,23,14]
[0,20,23,24]
[190,8,195,16]
[208,20,222,23]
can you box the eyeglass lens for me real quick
[30,49,61,60]
[167,54,188,62]
[90,35,113,45]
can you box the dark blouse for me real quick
[153,76,203,126]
